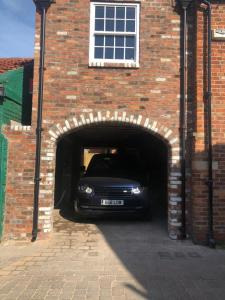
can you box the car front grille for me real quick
[94,186,133,200]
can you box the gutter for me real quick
[178,0,194,239]
[200,0,215,248]
[32,0,54,242]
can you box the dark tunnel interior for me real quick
[54,123,168,222]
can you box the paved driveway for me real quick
[0,209,225,300]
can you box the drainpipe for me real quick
[177,0,193,239]
[32,0,54,242]
[200,0,215,248]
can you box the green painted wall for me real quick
[0,65,33,128]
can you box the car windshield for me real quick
[85,153,146,182]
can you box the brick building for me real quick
[0,58,33,239]
[1,0,225,244]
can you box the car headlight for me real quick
[131,187,142,194]
[79,185,94,195]
[85,186,94,194]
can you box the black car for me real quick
[74,152,150,216]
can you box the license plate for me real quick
[101,199,124,206]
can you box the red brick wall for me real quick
[39,0,180,124]
[192,2,225,242]
[3,128,35,239]
[211,4,225,241]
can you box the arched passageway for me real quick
[44,111,182,239]
[54,122,168,227]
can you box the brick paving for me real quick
[0,210,225,300]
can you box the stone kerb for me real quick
[44,110,182,239]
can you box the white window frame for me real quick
[89,2,140,66]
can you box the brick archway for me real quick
[41,110,182,239]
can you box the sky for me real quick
[0,0,35,58]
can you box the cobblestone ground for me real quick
[0,210,225,300]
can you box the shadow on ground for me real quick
[48,181,225,300]
[56,207,168,299]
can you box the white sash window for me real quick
[89,2,140,66]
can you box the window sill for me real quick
[89,61,140,69]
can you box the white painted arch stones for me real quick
[42,110,182,239]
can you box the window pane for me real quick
[116,7,125,19]
[106,19,114,31]
[93,5,138,62]
[95,35,104,46]
[126,7,135,19]
[105,47,114,59]
[95,6,104,18]
[126,20,135,32]
[106,7,114,18]
[116,20,125,32]
[115,36,124,47]
[125,48,135,59]
[95,47,104,58]
[105,35,114,46]
[126,36,135,47]
[95,19,104,31]
[115,48,124,59]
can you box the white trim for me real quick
[89,2,140,66]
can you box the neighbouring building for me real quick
[0,58,33,239]
[1,0,225,244]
